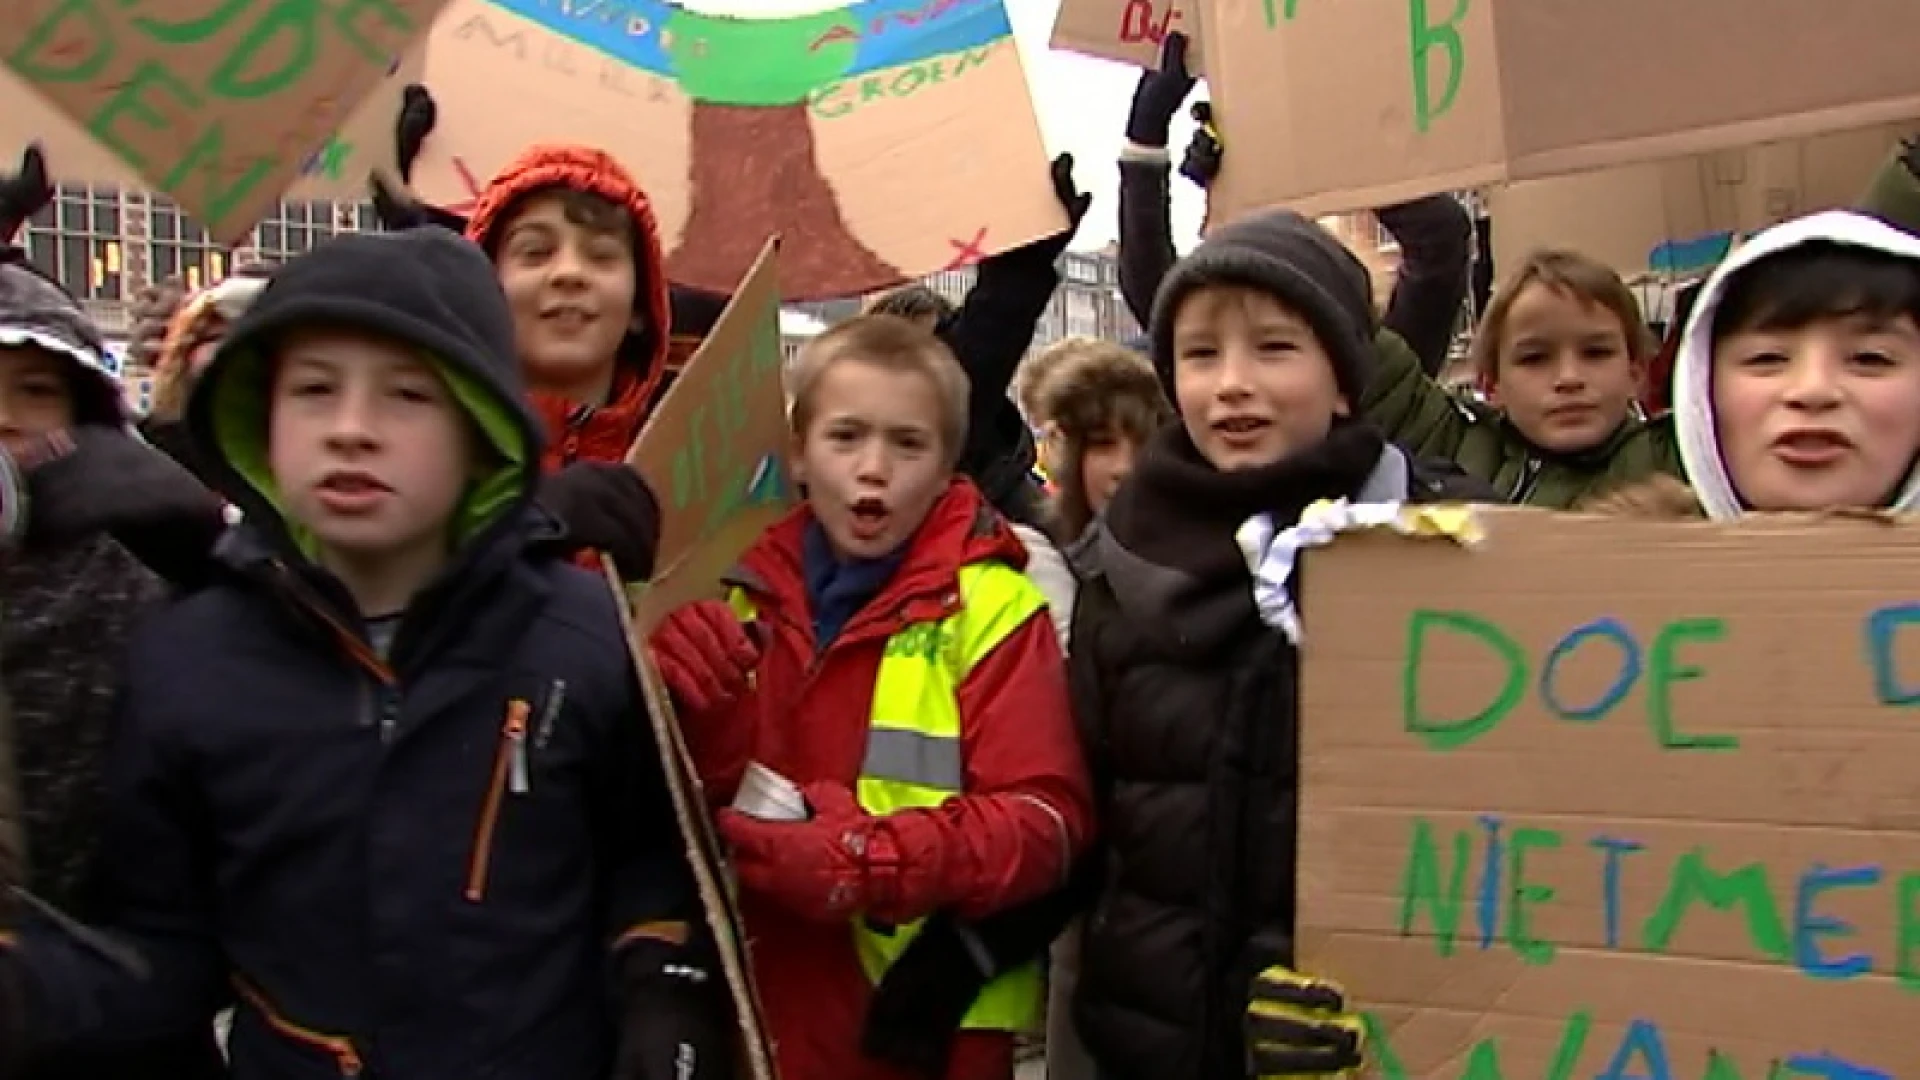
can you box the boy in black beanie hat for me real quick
[1148,209,1382,411]
[1067,209,1491,1080]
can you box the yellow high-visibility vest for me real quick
[728,561,1047,1032]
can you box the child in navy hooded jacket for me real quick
[0,228,728,1080]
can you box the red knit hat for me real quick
[465,145,672,407]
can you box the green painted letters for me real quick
[131,0,253,46]
[1398,818,1469,956]
[1402,610,1525,750]
[1361,1012,1410,1080]
[1459,1039,1507,1080]
[208,0,321,100]
[1544,1010,1592,1080]
[1407,0,1468,132]
[90,60,199,172]
[329,0,415,65]
[11,0,116,83]
[161,117,278,228]
[1642,849,1788,961]
[1647,617,1738,750]
[1898,871,1919,992]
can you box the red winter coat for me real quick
[682,480,1094,1080]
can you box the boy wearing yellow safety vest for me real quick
[649,315,1095,1080]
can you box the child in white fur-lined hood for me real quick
[1589,210,1920,519]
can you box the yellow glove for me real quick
[1247,964,1365,1079]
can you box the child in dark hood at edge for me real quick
[0,248,226,1080]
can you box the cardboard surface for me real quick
[603,240,796,1080]
[2,0,445,241]
[1488,126,1905,277]
[1296,509,1920,1078]
[1049,0,1203,71]
[1203,0,1920,222]
[0,55,417,215]
[607,565,777,1080]
[626,237,793,631]
[408,0,1066,300]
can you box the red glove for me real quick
[650,601,759,713]
[718,783,886,923]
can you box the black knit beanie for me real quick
[1149,209,1376,406]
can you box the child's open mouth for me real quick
[1772,429,1852,467]
[316,470,393,514]
[849,498,890,540]
[1214,416,1271,445]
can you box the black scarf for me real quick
[1103,421,1386,639]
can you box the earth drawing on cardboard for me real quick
[412,0,1066,300]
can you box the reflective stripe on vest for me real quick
[728,561,1047,1032]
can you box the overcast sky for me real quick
[681,0,1210,253]
[1006,0,1208,252]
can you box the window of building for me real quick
[24,186,380,300]
[138,195,229,293]
[20,184,127,303]
[1065,288,1099,339]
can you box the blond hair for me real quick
[788,315,970,467]
[1472,249,1655,385]
[1577,474,1704,519]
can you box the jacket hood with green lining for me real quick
[185,229,543,558]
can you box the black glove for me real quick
[369,173,470,234]
[368,85,471,234]
[537,462,662,581]
[0,146,52,246]
[1051,152,1094,234]
[863,887,1084,1077]
[1181,101,1223,189]
[988,153,1094,273]
[395,84,437,183]
[613,937,734,1080]
[1246,964,1366,1077]
[1125,32,1198,148]
[20,428,226,588]
[860,913,994,1077]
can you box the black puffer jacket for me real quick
[1069,426,1492,1080]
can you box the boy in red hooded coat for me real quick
[457,145,675,578]
[648,316,1093,1080]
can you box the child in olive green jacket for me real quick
[1360,248,1682,506]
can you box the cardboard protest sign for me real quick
[405,0,1067,300]
[1488,125,1906,278]
[1050,0,1203,71]
[606,567,778,1080]
[603,238,793,1080]
[1296,509,1920,1079]
[1202,0,1920,223]
[0,56,416,215]
[1,1,448,242]
[626,236,794,631]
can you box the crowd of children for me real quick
[1,29,1919,1080]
